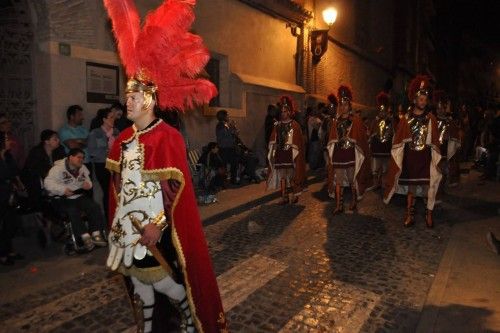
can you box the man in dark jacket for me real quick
[215,110,240,184]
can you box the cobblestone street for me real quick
[0,170,499,332]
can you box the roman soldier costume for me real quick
[320,93,338,156]
[103,1,227,332]
[267,96,306,204]
[384,75,442,228]
[322,93,338,195]
[369,91,394,189]
[327,86,371,214]
[433,90,461,189]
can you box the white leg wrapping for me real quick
[152,275,185,301]
[131,276,155,333]
[153,276,195,333]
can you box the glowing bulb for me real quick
[322,7,337,26]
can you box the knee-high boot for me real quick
[404,193,415,227]
[333,185,344,215]
[348,186,357,212]
[279,179,289,204]
[426,209,433,228]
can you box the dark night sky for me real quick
[433,0,499,100]
[435,0,499,54]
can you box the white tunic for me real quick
[106,137,165,271]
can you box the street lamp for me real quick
[311,6,338,64]
[322,7,338,27]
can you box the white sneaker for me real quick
[92,233,108,247]
[82,237,95,251]
[204,195,217,204]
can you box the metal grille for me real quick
[0,0,34,152]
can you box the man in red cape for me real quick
[384,75,442,228]
[103,0,227,332]
[433,90,461,190]
[267,96,306,204]
[369,91,394,190]
[326,86,371,214]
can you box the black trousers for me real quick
[93,162,110,221]
[0,205,19,257]
[59,196,106,237]
[219,147,239,182]
[84,163,94,197]
[241,152,259,181]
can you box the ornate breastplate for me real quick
[277,121,293,150]
[407,112,429,151]
[376,117,393,143]
[337,117,354,149]
[108,138,165,268]
[437,117,450,144]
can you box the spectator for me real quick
[236,139,261,184]
[307,105,323,169]
[22,129,66,204]
[89,110,101,131]
[214,110,259,184]
[88,108,118,220]
[198,142,226,204]
[111,102,132,132]
[0,132,24,265]
[216,110,240,184]
[44,148,107,251]
[264,104,279,148]
[460,104,472,161]
[59,105,91,174]
[0,113,24,167]
[481,109,500,180]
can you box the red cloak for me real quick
[267,120,306,193]
[106,120,227,333]
[326,114,372,197]
[383,111,443,210]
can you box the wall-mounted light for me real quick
[311,6,338,64]
[322,7,338,28]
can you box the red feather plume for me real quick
[376,91,390,107]
[279,95,296,114]
[103,0,141,77]
[337,85,353,102]
[103,0,217,111]
[408,74,431,100]
[327,93,338,106]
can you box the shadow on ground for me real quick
[211,203,304,273]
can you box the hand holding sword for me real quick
[129,213,172,275]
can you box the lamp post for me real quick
[311,6,337,64]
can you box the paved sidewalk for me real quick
[417,173,500,332]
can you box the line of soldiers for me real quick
[267,75,461,228]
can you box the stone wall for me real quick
[309,0,395,106]
[26,0,400,165]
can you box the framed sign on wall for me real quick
[86,62,119,103]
